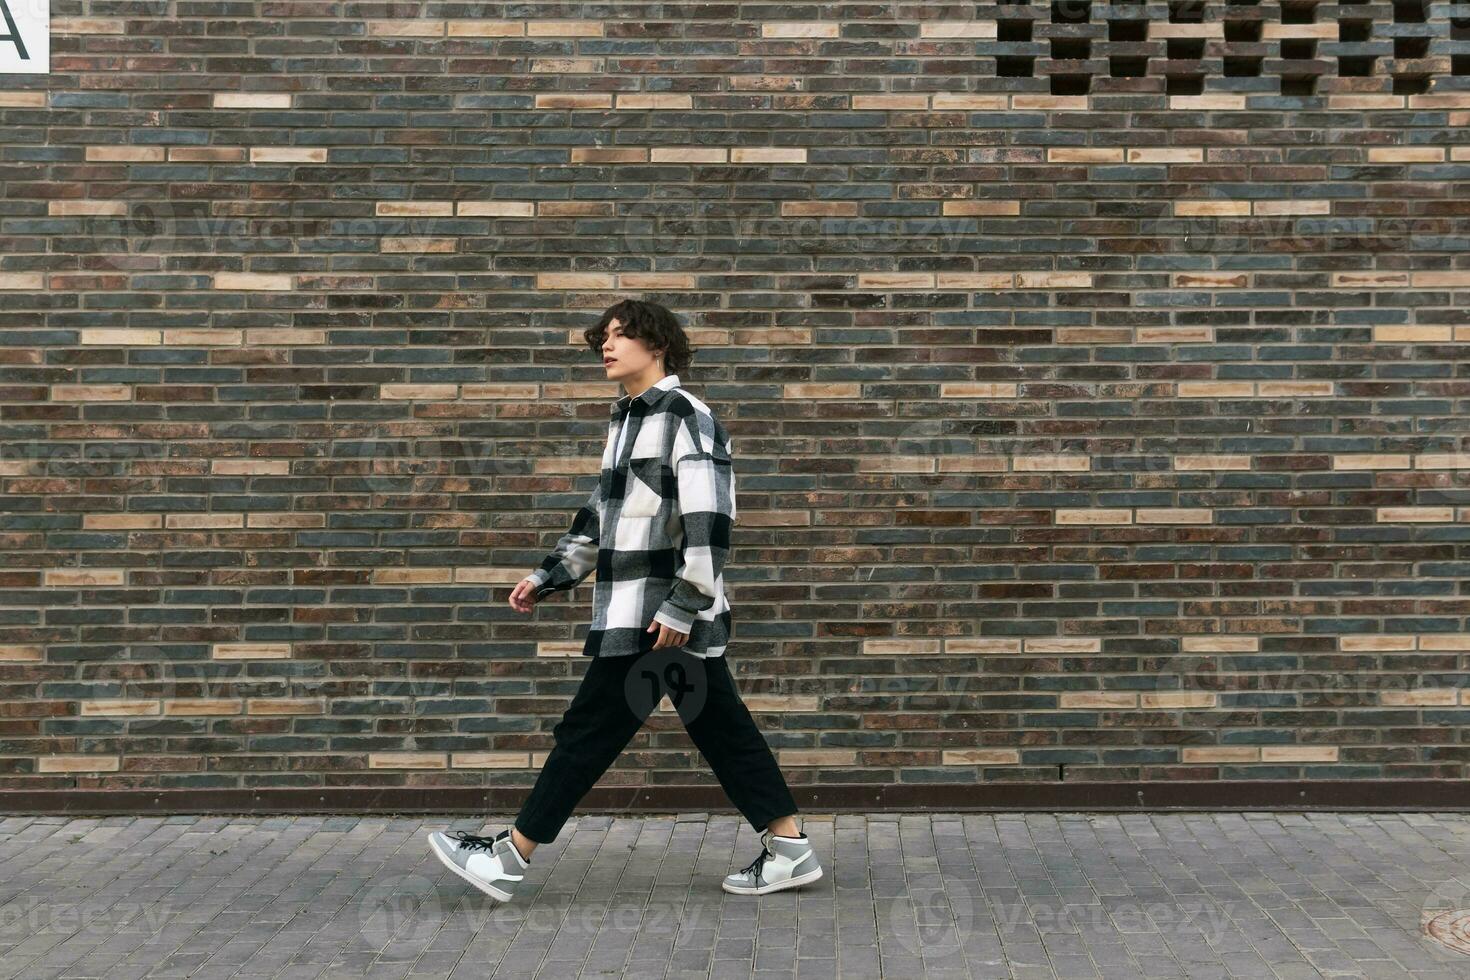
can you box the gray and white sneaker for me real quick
[427,828,529,901]
[722,828,823,895]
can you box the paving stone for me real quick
[5,813,1470,977]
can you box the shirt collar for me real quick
[610,373,680,417]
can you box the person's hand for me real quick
[509,577,543,614]
[647,619,689,650]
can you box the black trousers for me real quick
[514,647,799,844]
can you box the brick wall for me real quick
[5,2,1470,811]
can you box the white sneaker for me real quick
[427,828,529,901]
[721,828,823,895]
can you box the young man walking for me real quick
[428,298,821,902]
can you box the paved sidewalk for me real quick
[3,812,1470,979]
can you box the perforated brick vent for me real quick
[941,1,1470,95]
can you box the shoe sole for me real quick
[427,832,516,902]
[721,863,823,896]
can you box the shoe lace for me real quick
[449,830,501,852]
[740,847,770,877]
[740,831,774,878]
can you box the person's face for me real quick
[600,317,664,382]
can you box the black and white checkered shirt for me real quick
[525,373,736,658]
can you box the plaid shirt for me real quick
[525,373,736,659]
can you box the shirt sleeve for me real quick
[525,484,601,598]
[653,434,735,635]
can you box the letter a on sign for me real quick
[0,0,48,73]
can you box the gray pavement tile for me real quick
[3,812,1470,978]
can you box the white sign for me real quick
[0,0,47,74]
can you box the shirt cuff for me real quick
[652,601,695,635]
[525,569,553,595]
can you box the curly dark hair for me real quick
[583,298,693,376]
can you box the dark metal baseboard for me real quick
[3,781,1470,816]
